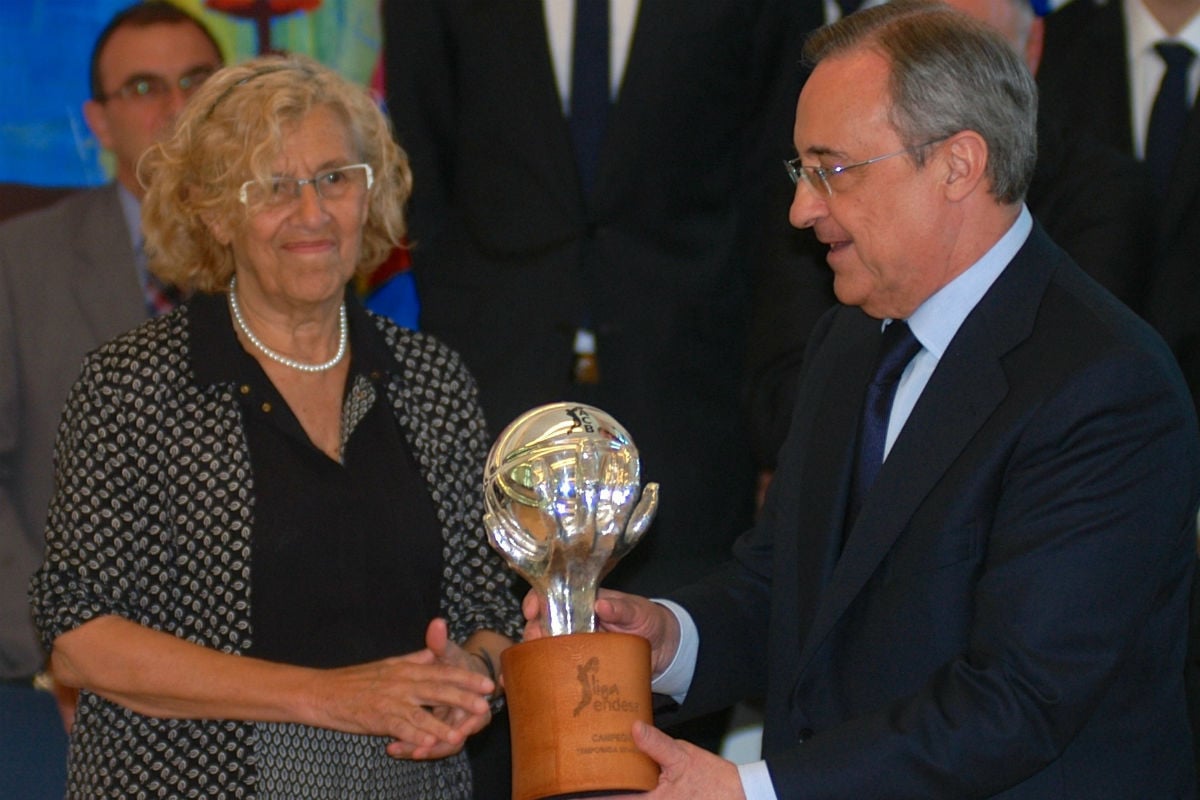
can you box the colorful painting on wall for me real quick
[0,0,381,188]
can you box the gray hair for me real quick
[804,0,1037,203]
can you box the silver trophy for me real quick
[483,403,659,636]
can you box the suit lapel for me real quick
[588,0,656,201]
[1089,0,1136,153]
[462,1,578,206]
[1162,100,1200,239]
[784,316,878,649]
[792,225,1058,681]
[1044,0,1133,153]
[68,185,145,341]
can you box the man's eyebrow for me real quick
[113,70,165,85]
[116,64,215,84]
[799,144,848,161]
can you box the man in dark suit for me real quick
[1039,0,1200,416]
[915,0,1157,308]
[0,6,222,797]
[384,0,819,598]
[383,3,825,786]
[525,2,1200,796]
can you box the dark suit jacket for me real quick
[0,184,144,676]
[672,224,1199,797]
[1038,0,1141,156]
[384,1,821,595]
[1040,0,1200,420]
[1026,110,1156,311]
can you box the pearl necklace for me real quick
[227,277,348,373]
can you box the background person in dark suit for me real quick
[383,1,823,788]
[0,5,222,798]
[1037,0,1200,779]
[1039,0,1200,416]
[383,0,819,598]
[526,2,1200,796]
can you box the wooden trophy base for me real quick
[502,631,659,800]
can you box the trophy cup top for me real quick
[485,404,638,506]
[483,403,657,635]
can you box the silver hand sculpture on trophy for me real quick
[483,403,659,636]
[484,402,663,800]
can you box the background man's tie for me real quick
[1146,41,1196,197]
[570,0,610,197]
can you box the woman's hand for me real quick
[314,619,496,760]
[51,614,508,760]
[385,619,500,760]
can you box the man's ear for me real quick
[82,99,114,152]
[1026,18,1045,76]
[940,130,989,202]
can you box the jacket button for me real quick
[798,728,814,742]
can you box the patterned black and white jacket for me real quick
[31,294,521,799]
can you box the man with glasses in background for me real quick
[523,1,1200,796]
[0,4,222,797]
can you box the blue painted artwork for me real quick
[0,0,381,188]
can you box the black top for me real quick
[189,291,442,668]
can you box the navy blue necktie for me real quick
[848,321,922,527]
[570,0,610,196]
[1146,41,1196,197]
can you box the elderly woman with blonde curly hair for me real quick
[31,54,519,799]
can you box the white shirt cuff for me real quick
[738,760,779,800]
[648,598,699,703]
